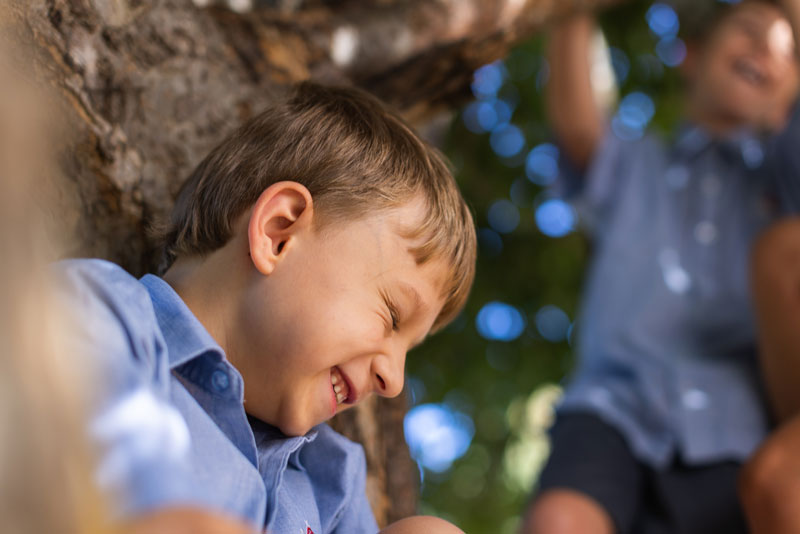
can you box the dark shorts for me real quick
[536,412,749,534]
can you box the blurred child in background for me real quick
[522,1,800,533]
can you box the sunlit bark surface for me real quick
[4,0,622,524]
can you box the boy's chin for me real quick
[275,413,325,437]
[277,420,314,437]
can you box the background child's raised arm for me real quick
[546,13,605,172]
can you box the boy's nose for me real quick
[371,350,406,398]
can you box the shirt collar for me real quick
[672,123,712,159]
[139,274,225,369]
[672,122,766,168]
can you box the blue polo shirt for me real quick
[555,107,800,468]
[55,259,379,533]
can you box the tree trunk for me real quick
[5,0,621,525]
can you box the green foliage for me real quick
[406,2,686,532]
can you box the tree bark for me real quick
[5,0,622,525]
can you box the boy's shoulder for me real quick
[53,258,149,305]
[53,258,164,363]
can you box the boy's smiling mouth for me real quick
[330,366,355,409]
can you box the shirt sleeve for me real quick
[54,260,208,519]
[554,128,639,239]
[767,102,800,213]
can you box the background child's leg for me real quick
[520,413,642,534]
[739,415,800,534]
[745,218,800,533]
[521,489,614,534]
[751,218,800,422]
[379,516,464,534]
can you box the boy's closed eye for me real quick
[381,292,401,333]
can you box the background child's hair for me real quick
[159,81,476,330]
[675,0,781,44]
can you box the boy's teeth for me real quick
[331,367,350,404]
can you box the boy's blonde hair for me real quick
[161,82,476,331]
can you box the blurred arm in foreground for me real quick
[0,27,258,534]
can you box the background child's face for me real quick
[689,1,799,131]
[235,200,446,436]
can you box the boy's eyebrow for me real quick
[398,281,426,314]
[397,282,432,350]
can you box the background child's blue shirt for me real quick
[554,107,800,468]
[54,259,379,533]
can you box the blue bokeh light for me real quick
[612,116,644,140]
[478,228,503,258]
[526,143,559,186]
[462,99,513,134]
[535,305,571,343]
[490,124,526,158]
[609,47,631,84]
[471,61,507,100]
[535,199,576,237]
[619,92,655,128]
[405,404,474,473]
[646,3,679,38]
[476,301,526,342]
[487,199,521,234]
[612,91,655,140]
[656,37,687,67]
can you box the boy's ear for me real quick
[247,181,313,276]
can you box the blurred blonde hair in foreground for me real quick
[0,11,107,534]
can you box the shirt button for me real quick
[694,221,717,245]
[700,173,721,197]
[665,165,689,189]
[682,389,709,410]
[741,139,764,168]
[211,369,231,392]
[588,387,611,405]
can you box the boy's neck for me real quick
[162,252,238,358]
[684,98,748,137]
